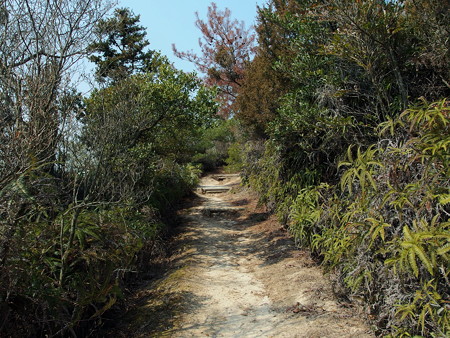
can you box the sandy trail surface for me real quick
[110,174,373,337]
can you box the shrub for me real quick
[290,99,449,336]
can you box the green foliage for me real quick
[401,98,450,171]
[312,223,356,271]
[365,216,391,247]
[243,97,449,336]
[386,219,445,278]
[395,280,449,337]
[88,7,158,83]
[339,145,383,195]
[237,2,449,335]
[1,33,217,337]
[149,161,202,212]
[302,100,449,336]
[4,0,449,335]
[1,185,160,335]
[289,184,328,247]
[192,118,236,171]
[225,141,244,173]
[82,62,217,205]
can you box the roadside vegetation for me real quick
[0,3,220,336]
[226,1,449,336]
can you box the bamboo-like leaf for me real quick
[413,245,434,276]
[408,248,419,277]
[347,144,354,163]
[366,172,377,191]
[396,303,416,321]
[437,242,450,256]
[340,169,354,194]
[89,295,117,319]
[403,225,413,241]
[438,194,450,205]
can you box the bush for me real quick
[192,119,236,171]
[289,99,449,336]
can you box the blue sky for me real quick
[118,0,267,73]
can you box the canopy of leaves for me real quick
[82,61,218,203]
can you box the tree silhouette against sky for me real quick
[173,2,256,118]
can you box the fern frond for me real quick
[407,248,419,277]
[438,194,450,205]
[403,225,413,241]
[413,244,434,275]
[437,242,450,256]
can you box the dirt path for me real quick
[110,174,373,337]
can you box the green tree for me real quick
[237,0,312,136]
[82,61,217,205]
[88,7,158,83]
[323,0,449,116]
[238,0,350,183]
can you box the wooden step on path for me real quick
[190,206,245,212]
[197,185,231,194]
[211,174,240,181]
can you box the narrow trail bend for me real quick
[111,173,373,337]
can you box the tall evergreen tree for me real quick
[88,8,156,83]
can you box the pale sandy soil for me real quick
[109,174,374,338]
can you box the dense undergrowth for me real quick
[243,99,449,337]
[0,5,222,336]
[0,160,201,337]
[299,100,449,336]
[232,0,449,336]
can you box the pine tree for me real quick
[88,8,156,83]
